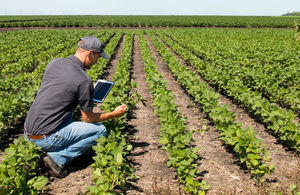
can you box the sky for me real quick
[0,0,299,16]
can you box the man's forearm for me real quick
[81,104,127,123]
[81,110,116,123]
[98,112,116,122]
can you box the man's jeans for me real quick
[24,114,106,168]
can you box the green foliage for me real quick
[138,31,209,194]
[0,15,299,28]
[0,137,48,194]
[289,184,300,195]
[87,32,139,194]
[149,31,274,181]
[159,29,300,152]
[1,28,299,194]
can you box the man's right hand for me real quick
[113,104,128,118]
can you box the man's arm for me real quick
[80,104,128,123]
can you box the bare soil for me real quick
[125,35,183,194]
[101,34,126,81]
[155,34,300,194]
[146,35,258,194]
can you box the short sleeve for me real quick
[77,79,94,112]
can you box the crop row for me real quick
[164,29,299,114]
[0,32,82,97]
[0,15,299,28]
[87,32,137,193]
[0,30,56,68]
[138,31,209,193]
[147,32,274,180]
[0,31,68,78]
[156,31,300,152]
[0,137,48,194]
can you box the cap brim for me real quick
[100,52,109,59]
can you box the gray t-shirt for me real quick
[24,55,94,135]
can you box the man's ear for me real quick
[86,50,94,60]
[87,50,93,56]
[82,50,91,65]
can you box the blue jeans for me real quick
[25,114,106,168]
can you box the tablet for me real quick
[93,80,114,103]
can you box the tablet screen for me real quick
[93,80,114,103]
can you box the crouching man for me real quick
[24,36,127,178]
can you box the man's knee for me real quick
[96,124,107,137]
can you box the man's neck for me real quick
[74,53,85,64]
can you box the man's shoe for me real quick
[43,154,68,178]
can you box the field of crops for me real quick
[0,15,299,28]
[0,27,299,194]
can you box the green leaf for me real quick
[126,144,132,151]
[27,176,48,191]
[116,152,123,165]
[289,184,297,191]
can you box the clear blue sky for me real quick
[0,0,299,16]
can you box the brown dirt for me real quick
[146,34,258,194]
[125,35,184,194]
[101,34,126,81]
[154,34,300,194]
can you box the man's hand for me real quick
[113,104,128,118]
[81,104,128,123]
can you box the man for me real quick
[24,36,127,178]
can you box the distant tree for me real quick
[282,11,300,16]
